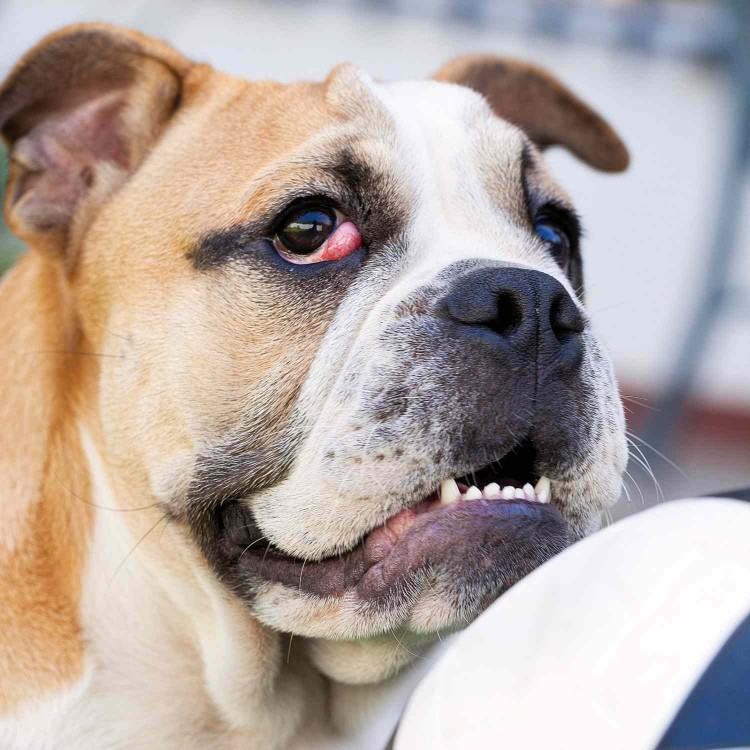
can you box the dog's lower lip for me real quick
[221,471,547,561]
[216,472,564,601]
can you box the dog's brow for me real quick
[189,146,410,270]
[326,148,380,208]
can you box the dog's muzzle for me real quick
[195,262,619,637]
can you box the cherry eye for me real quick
[273,204,363,265]
[534,218,570,271]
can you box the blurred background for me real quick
[0,0,747,519]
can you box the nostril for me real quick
[487,290,523,337]
[550,294,585,341]
[440,267,583,351]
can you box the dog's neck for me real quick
[0,252,93,711]
[0,252,417,747]
[1,253,301,741]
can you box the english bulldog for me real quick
[0,23,628,749]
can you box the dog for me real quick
[0,23,628,749]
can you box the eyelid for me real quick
[534,201,582,242]
[268,193,351,238]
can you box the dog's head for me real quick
[0,25,627,680]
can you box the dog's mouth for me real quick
[453,436,541,498]
[213,439,569,603]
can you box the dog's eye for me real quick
[273,205,362,265]
[534,218,570,271]
[277,206,334,254]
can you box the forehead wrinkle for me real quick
[191,122,413,269]
[239,122,368,204]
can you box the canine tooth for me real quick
[535,476,551,504]
[514,488,525,500]
[502,485,515,500]
[523,483,536,502]
[483,482,501,499]
[463,485,482,501]
[440,478,461,505]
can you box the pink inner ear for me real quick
[51,92,130,169]
[10,91,128,232]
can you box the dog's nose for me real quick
[441,266,585,365]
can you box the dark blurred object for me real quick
[657,608,750,749]
[0,143,24,274]
[643,0,750,452]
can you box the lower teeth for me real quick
[439,476,552,506]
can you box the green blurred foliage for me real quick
[0,142,26,275]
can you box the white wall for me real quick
[2,0,748,407]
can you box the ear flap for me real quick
[433,54,628,173]
[0,23,192,253]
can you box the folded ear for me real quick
[0,23,192,254]
[433,54,628,173]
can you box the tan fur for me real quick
[0,26,193,710]
[0,253,92,709]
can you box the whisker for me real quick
[259,544,271,577]
[27,349,125,359]
[620,475,633,504]
[239,536,268,560]
[54,470,160,514]
[422,574,444,643]
[622,467,645,505]
[621,394,659,412]
[157,517,173,546]
[627,438,665,504]
[107,514,169,590]
[589,301,630,316]
[626,430,693,485]
[390,629,421,660]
